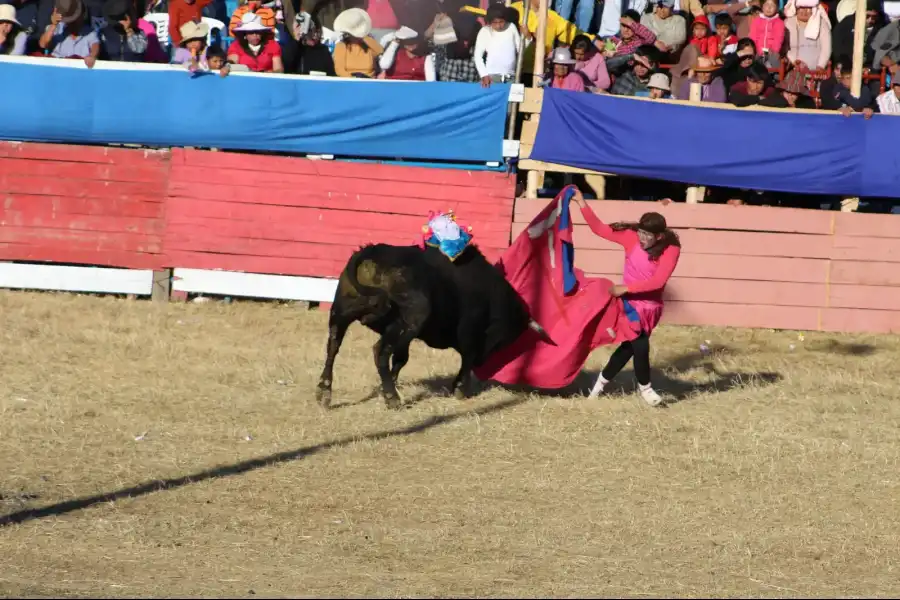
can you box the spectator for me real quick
[171,20,209,63]
[511,0,591,71]
[541,47,585,91]
[99,0,147,61]
[875,66,900,112]
[474,3,523,87]
[819,54,875,115]
[647,72,671,98]
[759,68,817,107]
[39,0,100,66]
[718,37,761,90]
[640,0,687,59]
[283,11,335,75]
[749,0,786,67]
[689,14,719,60]
[571,34,610,91]
[832,0,884,68]
[0,5,27,55]
[555,0,593,33]
[425,1,457,46]
[433,13,479,83]
[332,7,383,78]
[228,0,276,37]
[610,45,657,96]
[870,12,900,71]
[784,0,831,71]
[715,13,739,55]
[169,0,212,46]
[675,55,727,101]
[605,12,657,58]
[379,27,435,80]
[136,8,169,63]
[728,61,774,104]
[227,12,283,72]
[180,39,230,75]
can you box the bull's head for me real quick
[528,319,557,346]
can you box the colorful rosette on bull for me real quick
[420,210,474,261]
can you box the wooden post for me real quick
[151,269,172,302]
[685,82,706,204]
[506,0,532,139]
[523,0,548,199]
[843,0,868,213]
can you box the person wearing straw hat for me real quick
[39,0,101,67]
[332,7,384,78]
[171,19,229,76]
[227,11,283,72]
[759,68,817,108]
[0,4,27,56]
[168,0,213,47]
[540,47,585,91]
[98,0,148,62]
[674,55,726,101]
[378,25,435,80]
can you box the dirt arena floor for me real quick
[1,291,899,598]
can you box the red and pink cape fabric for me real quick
[472,187,639,389]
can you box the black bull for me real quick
[316,243,550,409]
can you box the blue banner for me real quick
[531,88,900,199]
[0,59,510,164]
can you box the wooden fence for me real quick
[514,199,900,333]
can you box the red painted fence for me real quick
[2,140,900,334]
[0,141,515,277]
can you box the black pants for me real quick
[601,332,651,386]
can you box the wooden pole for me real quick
[506,0,532,139]
[685,82,705,204]
[844,0,867,212]
[524,0,549,198]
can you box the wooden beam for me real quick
[518,159,612,176]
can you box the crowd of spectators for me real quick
[0,0,896,209]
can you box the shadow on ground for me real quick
[0,395,529,528]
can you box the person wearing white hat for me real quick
[542,47,585,91]
[647,72,671,99]
[332,7,384,78]
[227,11,284,72]
[377,26,436,81]
[0,4,27,56]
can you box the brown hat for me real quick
[56,0,84,24]
[777,70,811,95]
[692,56,718,73]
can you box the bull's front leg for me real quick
[451,352,475,400]
[316,313,350,409]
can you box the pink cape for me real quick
[472,189,639,389]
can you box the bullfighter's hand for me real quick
[570,188,586,208]
[610,284,628,297]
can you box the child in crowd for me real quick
[571,188,681,407]
[715,14,739,56]
[689,14,719,59]
[749,0,785,67]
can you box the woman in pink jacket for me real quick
[749,0,785,68]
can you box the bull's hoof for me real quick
[316,385,332,409]
[383,392,403,410]
[453,386,467,400]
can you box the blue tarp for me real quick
[0,61,510,164]
[531,88,900,199]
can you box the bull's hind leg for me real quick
[375,294,428,409]
[316,311,351,409]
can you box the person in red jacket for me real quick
[689,14,718,59]
[571,189,682,407]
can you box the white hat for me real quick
[0,4,20,25]
[394,25,418,41]
[234,12,271,33]
[333,7,372,39]
[179,20,209,44]
[648,72,670,91]
[550,47,575,65]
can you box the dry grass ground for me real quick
[1,290,900,598]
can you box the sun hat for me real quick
[55,0,84,24]
[394,25,417,40]
[550,47,576,65]
[180,20,209,44]
[648,72,670,91]
[692,55,718,72]
[0,4,20,25]
[333,7,372,39]
[233,12,271,33]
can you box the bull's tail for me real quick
[346,245,391,321]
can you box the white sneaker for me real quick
[588,374,608,398]
[638,384,664,407]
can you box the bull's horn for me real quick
[529,319,557,346]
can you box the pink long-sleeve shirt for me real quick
[575,51,611,90]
